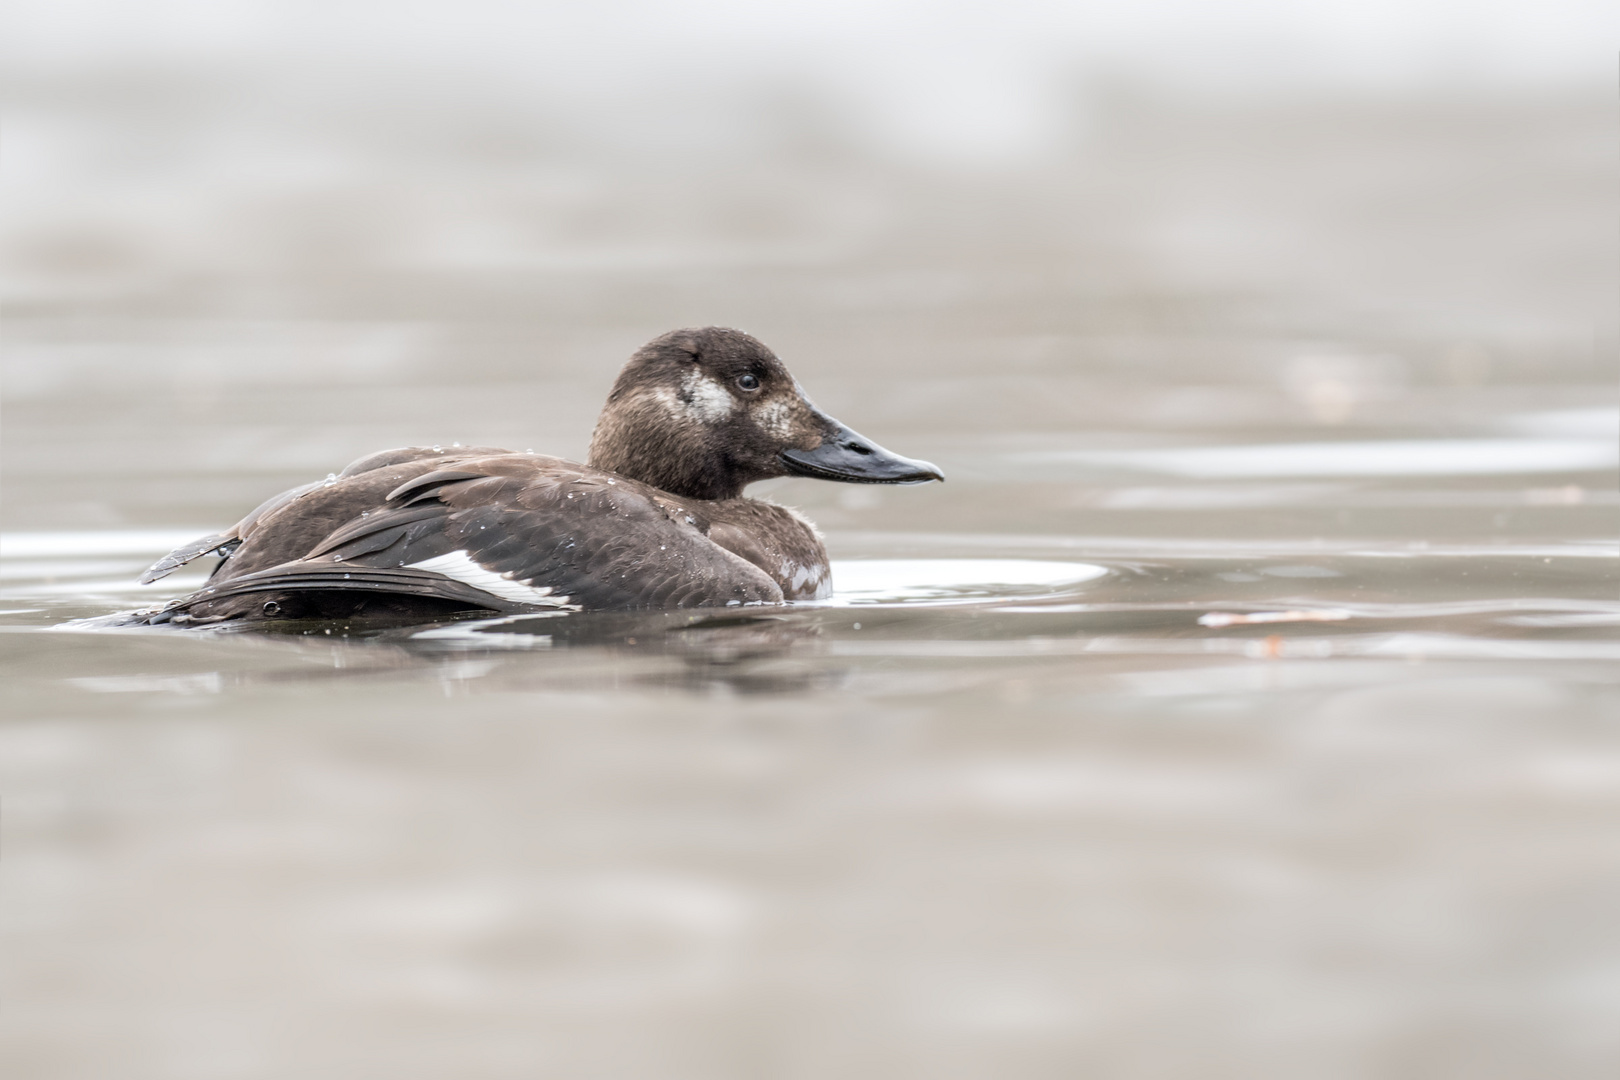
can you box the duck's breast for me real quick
[704,498,831,601]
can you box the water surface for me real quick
[3,91,1618,1079]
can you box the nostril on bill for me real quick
[845,442,873,455]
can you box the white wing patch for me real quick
[407,550,576,607]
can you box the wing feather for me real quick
[138,533,237,584]
[156,452,785,619]
[189,564,515,605]
[386,469,491,504]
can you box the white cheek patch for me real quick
[679,369,736,423]
[407,550,577,607]
[754,397,796,439]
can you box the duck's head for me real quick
[588,327,944,502]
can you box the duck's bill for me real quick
[779,423,944,485]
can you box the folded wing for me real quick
[150,451,784,620]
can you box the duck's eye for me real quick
[736,374,760,391]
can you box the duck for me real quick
[137,327,942,624]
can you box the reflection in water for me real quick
[13,543,1619,683]
[820,558,1109,604]
[6,523,1620,1078]
[11,529,1618,1075]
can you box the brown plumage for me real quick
[137,327,942,624]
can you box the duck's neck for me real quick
[587,397,746,502]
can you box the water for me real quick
[4,89,1619,1077]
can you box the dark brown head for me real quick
[587,327,943,501]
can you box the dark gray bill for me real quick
[779,423,944,485]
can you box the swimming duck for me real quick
[138,327,942,624]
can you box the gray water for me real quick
[3,86,1619,1077]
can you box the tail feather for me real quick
[165,562,548,616]
[139,533,239,585]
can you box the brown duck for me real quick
[138,327,942,624]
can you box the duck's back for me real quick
[142,447,823,624]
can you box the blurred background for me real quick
[3,2,1619,1078]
